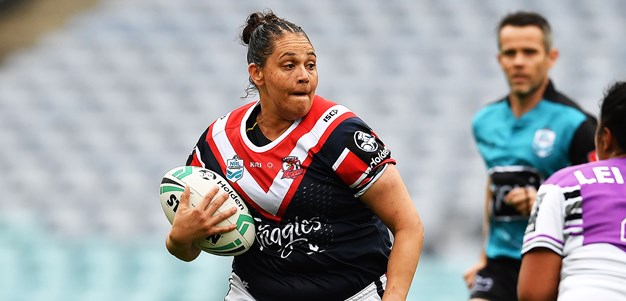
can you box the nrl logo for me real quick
[281,156,304,179]
[226,155,244,182]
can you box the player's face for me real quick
[497,25,557,98]
[250,32,318,121]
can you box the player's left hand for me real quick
[504,186,537,216]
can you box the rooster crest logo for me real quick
[281,156,304,179]
[354,131,378,152]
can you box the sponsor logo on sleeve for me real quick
[369,146,391,168]
[323,109,338,122]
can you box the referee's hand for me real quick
[504,186,537,216]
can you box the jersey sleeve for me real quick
[185,127,210,167]
[322,117,396,197]
[569,117,597,164]
[522,183,565,256]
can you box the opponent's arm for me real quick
[360,164,424,301]
[518,183,565,301]
[518,248,561,301]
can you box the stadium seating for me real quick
[0,0,624,300]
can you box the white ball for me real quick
[160,166,255,256]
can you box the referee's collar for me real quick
[542,79,558,101]
[502,78,557,104]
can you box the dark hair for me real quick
[240,10,310,97]
[599,82,626,152]
[497,11,553,51]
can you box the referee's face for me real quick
[497,25,558,98]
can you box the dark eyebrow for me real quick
[278,50,316,60]
[278,52,296,60]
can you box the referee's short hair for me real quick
[497,11,553,52]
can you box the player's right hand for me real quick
[463,260,486,289]
[504,186,537,216]
[169,186,237,246]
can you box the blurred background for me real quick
[0,0,624,300]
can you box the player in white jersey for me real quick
[518,81,626,301]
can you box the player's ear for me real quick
[595,126,613,160]
[547,47,559,66]
[601,127,614,152]
[248,63,264,86]
[496,52,504,67]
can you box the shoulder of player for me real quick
[544,160,607,186]
[475,94,507,113]
[298,95,362,130]
[471,97,507,128]
[204,101,257,140]
[306,95,345,119]
[537,100,596,132]
[542,81,596,122]
[542,80,579,108]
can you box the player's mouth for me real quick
[291,91,310,97]
[510,74,529,83]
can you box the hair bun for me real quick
[241,11,278,45]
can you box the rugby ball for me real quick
[159,166,255,256]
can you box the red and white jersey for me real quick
[187,95,395,300]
